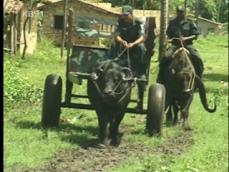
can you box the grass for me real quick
[4,34,228,171]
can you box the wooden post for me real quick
[64,8,74,103]
[66,8,73,76]
[21,16,29,59]
[60,0,68,58]
[10,15,15,55]
[158,0,168,61]
[14,14,18,53]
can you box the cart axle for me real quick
[61,102,147,114]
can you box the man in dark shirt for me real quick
[157,5,204,84]
[109,5,147,110]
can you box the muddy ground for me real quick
[8,130,193,172]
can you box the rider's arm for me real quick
[130,35,145,46]
[136,22,146,44]
[115,35,128,46]
[128,23,145,47]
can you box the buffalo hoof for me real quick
[135,102,143,112]
[110,133,123,147]
[99,138,110,147]
[184,126,192,131]
[183,122,192,131]
[145,129,162,137]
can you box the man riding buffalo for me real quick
[109,5,147,111]
[157,5,204,84]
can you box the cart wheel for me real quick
[41,74,62,128]
[146,83,165,135]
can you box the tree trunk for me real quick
[21,17,29,59]
[195,0,199,25]
[158,0,168,61]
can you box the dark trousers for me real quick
[109,42,147,77]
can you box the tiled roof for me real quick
[38,0,119,16]
[4,0,23,14]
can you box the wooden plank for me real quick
[14,14,17,53]
[10,15,14,55]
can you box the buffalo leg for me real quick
[173,103,179,125]
[165,94,173,124]
[181,110,191,130]
[109,112,125,146]
[97,113,109,145]
[166,106,173,125]
[136,82,145,111]
[180,95,193,130]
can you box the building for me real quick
[4,0,24,54]
[196,16,222,36]
[187,14,222,36]
[38,0,160,46]
[4,0,39,55]
[38,0,119,46]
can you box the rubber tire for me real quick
[146,83,165,135]
[41,74,62,128]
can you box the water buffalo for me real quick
[164,47,216,130]
[87,60,133,146]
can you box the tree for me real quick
[158,0,169,61]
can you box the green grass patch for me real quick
[4,35,228,171]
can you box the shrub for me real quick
[4,58,43,106]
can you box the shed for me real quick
[38,0,120,46]
[196,17,222,36]
[187,14,222,36]
[38,0,160,46]
[4,0,39,55]
[4,0,24,54]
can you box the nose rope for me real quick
[91,73,134,100]
[111,80,124,94]
[184,51,196,91]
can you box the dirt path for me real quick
[9,130,193,172]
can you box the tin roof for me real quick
[187,14,222,25]
[4,0,23,14]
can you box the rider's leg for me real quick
[109,42,118,59]
[186,45,204,78]
[131,44,147,110]
[157,45,177,84]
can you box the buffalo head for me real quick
[92,61,133,104]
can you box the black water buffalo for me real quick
[87,60,133,146]
[163,47,216,130]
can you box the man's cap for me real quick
[176,5,185,12]
[122,5,133,15]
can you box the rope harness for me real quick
[170,38,196,92]
[90,60,135,103]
